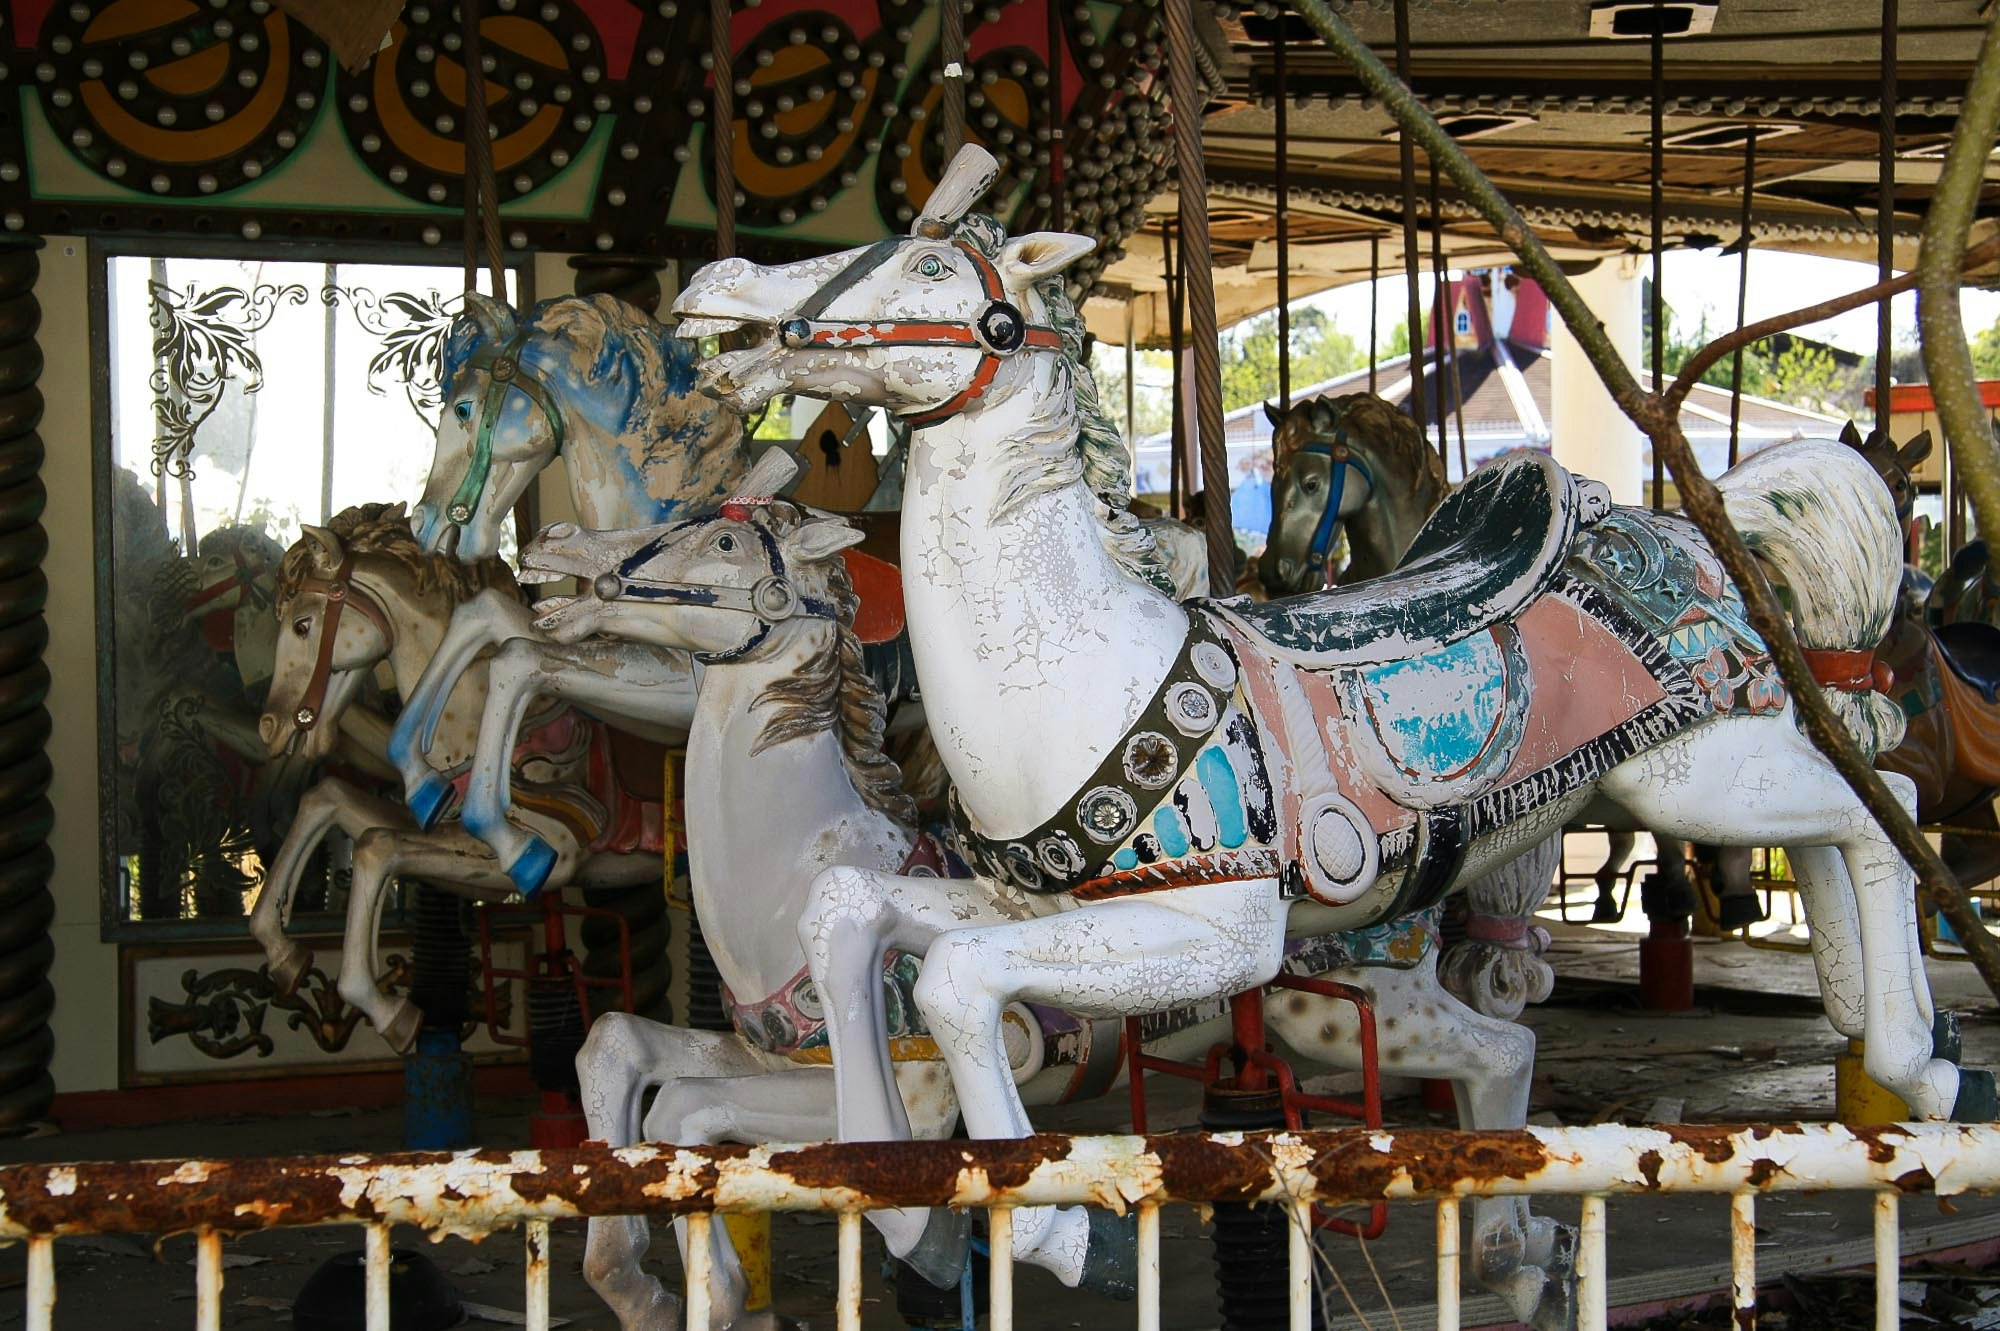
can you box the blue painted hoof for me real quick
[507,837,557,898]
[408,774,452,831]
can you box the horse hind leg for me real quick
[1602,721,1962,1119]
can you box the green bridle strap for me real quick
[446,330,569,527]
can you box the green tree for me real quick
[1217,306,1360,411]
[1972,320,2000,379]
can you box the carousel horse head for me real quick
[264,502,515,761]
[672,145,1094,423]
[177,523,284,626]
[523,449,863,661]
[1839,419,1932,527]
[1260,392,1446,597]
[412,291,740,560]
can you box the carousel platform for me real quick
[2,925,1997,1331]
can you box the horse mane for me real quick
[743,502,916,827]
[445,294,747,511]
[276,503,519,610]
[952,215,1177,597]
[196,523,286,573]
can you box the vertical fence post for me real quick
[989,1206,1015,1331]
[1875,1192,1900,1331]
[1138,1203,1162,1331]
[365,1224,392,1331]
[837,1211,863,1331]
[1730,1193,1757,1329]
[195,1229,223,1331]
[686,1213,714,1331]
[24,1237,52,1331]
[525,1220,551,1331]
[1435,1197,1461,1331]
[1288,1198,1312,1331]
[1578,1194,1608,1331]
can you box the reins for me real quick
[587,512,841,665]
[288,554,395,732]
[777,237,1065,427]
[445,329,569,529]
[1296,430,1375,574]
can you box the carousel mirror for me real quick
[94,250,524,932]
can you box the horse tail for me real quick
[1715,437,1906,757]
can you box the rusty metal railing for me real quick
[4,1122,1999,1331]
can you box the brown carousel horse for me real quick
[1849,426,2000,892]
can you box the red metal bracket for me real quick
[477,888,636,1048]
[1123,971,1387,1239]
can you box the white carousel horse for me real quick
[248,504,664,1052]
[388,292,744,883]
[526,480,1573,1330]
[666,144,1984,1277]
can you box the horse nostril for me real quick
[547,522,579,539]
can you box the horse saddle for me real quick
[1207,451,1596,668]
[1935,620,2000,705]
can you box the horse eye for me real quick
[916,255,945,278]
[454,401,473,423]
[292,617,311,637]
[717,533,737,553]
[1302,477,1321,493]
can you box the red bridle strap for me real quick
[289,556,394,732]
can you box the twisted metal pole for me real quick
[1287,0,2000,1000]
[941,0,967,159]
[1394,0,1425,437]
[460,0,506,295]
[1878,0,1900,428]
[711,0,736,259]
[1274,23,1291,411]
[1163,0,1233,590]
[1728,130,1756,468]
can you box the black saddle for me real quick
[1206,451,1587,667]
[1935,620,2000,704]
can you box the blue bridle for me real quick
[1297,432,1375,572]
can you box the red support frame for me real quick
[477,888,636,1048]
[1123,972,1387,1239]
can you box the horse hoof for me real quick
[1934,1010,1965,1065]
[408,774,453,831]
[1077,1208,1138,1302]
[508,837,558,898]
[1952,1068,1998,1123]
[267,945,314,999]
[1590,894,1623,924]
[379,1001,425,1056]
[901,1207,971,1290]
[1715,894,1767,930]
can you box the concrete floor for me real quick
[3,923,1998,1331]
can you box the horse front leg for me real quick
[389,590,538,824]
[798,865,1025,1287]
[910,878,1286,1291]
[335,825,526,1054]
[248,777,414,998]
[465,637,697,893]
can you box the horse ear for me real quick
[1840,420,1863,449]
[781,517,866,566]
[1263,400,1285,428]
[298,525,343,576]
[461,290,518,346]
[995,232,1097,292]
[1900,430,1934,468]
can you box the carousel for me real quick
[0,1,1998,1329]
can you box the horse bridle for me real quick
[183,547,269,615]
[1295,430,1375,575]
[289,554,394,732]
[585,510,840,664]
[775,236,1065,427]
[445,330,569,529]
